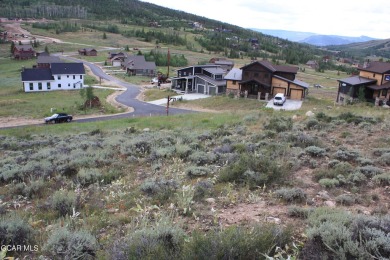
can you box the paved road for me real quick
[61,56,195,123]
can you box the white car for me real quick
[273,93,286,106]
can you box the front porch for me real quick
[239,81,272,100]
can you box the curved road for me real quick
[61,56,195,123]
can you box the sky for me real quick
[141,0,390,39]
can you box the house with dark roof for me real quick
[225,60,309,100]
[78,48,97,56]
[37,55,61,68]
[208,58,235,72]
[21,62,85,92]
[13,44,35,60]
[337,61,390,105]
[122,55,156,76]
[171,65,227,95]
[108,52,127,67]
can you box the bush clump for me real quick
[287,206,313,219]
[186,166,211,178]
[50,190,77,216]
[305,146,327,157]
[140,178,178,203]
[333,148,360,162]
[265,117,293,133]
[183,224,291,259]
[77,168,102,186]
[218,153,289,188]
[335,194,356,206]
[319,178,340,188]
[301,208,390,259]
[44,228,98,260]
[0,214,34,248]
[274,188,307,203]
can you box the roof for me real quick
[37,55,61,64]
[367,81,390,90]
[273,75,309,89]
[306,60,317,65]
[338,76,377,86]
[203,67,225,75]
[14,44,34,51]
[21,68,53,81]
[358,61,390,74]
[51,63,85,75]
[224,68,242,81]
[214,60,234,66]
[240,60,298,74]
[178,64,222,71]
[124,55,156,70]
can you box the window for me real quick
[254,73,259,77]
[29,83,33,91]
[80,75,82,79]
[47,82,51,90]
[58,84,61,88]
[233,80,236,85]
[73,75,75,79]
[38,83,42,90]
[68,83,70,87]
[67,75,69,78]
[58,76,61,80]
[382,89,388,97]
[264,73,269,79]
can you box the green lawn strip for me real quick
[0,112,243,136]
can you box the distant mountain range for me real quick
[250,29,379,46]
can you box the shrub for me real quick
[44,228,98,260]
[335,194,356,206]
[175,144,192,159]
[287,206,313,219]
[319,178,340,188]
[189,151,216,166]
[372,173,390,186]
[0,214,34,248]
[305,118,319,130]
[140,178,178,203]
[77,168,102,186]
[51,190,77,216]
[274,188,307,203]
[301,208,390,259]
[376,152,390,166]
[266,117,293,133]
[315,112,332,123]
[281,132,320,148]
[313,162,353,181]
[372,148,390,157]
[347,172,367,185]
[109,217,185,260]
[305,146,327,157]
[219,153,289,187]
[333,148,360,162]
[186,166,211,178]
[193,180,214,201]
[357,165,383,177]
[23,178,46,198]
[183,224,292,259]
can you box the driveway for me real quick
[266,99,303,110]
[147,93,211,105]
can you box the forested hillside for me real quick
[0,0,331,65]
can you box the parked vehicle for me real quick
[273,93,286,106]
[44,113,73,124]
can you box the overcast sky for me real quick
[141,0,390,39]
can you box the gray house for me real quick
[122,55,156,77]
[171,65,227,95]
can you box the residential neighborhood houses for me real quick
[337,60,390,106]
[225,60,309,100]
[12,44,35,60]
[21,62,85,92]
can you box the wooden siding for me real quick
[359,71,383,85]
[226,80,239,90]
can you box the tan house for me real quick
[78,48,97,56]
[225,60,309,100]
[337,61,390,105]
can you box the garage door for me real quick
[209,86,216,95]
[273,87,286,95]
[197,84,205,94]
[290,89,303,100]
